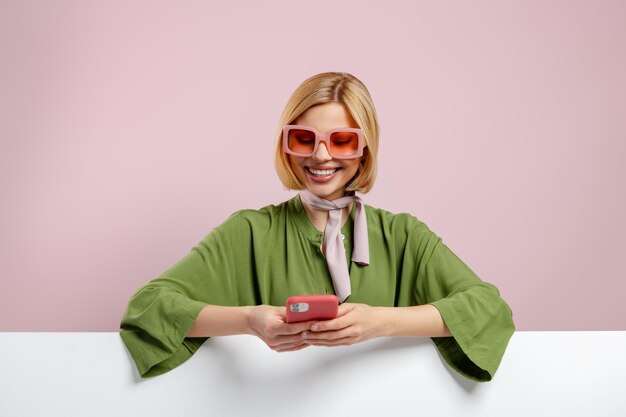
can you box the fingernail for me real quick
[311,325,319,331]
[302,331,309,339]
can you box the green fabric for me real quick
[120,195,515,381]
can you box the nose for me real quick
[312,142,332,162]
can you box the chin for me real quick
[296,165,356,200]
[305,184,345,200]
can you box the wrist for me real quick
[374,307,396,337]
[242,305,256,336]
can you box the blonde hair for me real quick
[274,72,379,193]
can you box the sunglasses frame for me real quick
[282,124,365,159]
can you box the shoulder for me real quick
[213,199,290,236]
[365,204,432,235]
[196,200,290,250]
[364,204,441,253]
[366,206,445,261]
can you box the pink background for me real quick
[1,1,624,331]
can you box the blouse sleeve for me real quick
[411,223,515,382]
[119,213,251,378]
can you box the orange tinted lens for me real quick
[330,131,359,156]
[288,129,316,154]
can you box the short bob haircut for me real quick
[274,72,379,194]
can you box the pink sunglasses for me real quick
[282,125,364,159]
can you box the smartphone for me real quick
[285,294,339,323]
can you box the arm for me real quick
[303,215,514,382]
[301,303,451,346]
[120,212,259,377]
[415,226,515,381]
[187,304,317,352]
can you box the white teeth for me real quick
[308,168,337,177]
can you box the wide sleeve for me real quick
[412,224,515,382]
[119,214,249,378]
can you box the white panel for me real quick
[0,332,624,417]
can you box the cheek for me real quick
[344,160,361,176]
[288,156,305,178]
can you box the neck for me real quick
[301,198,353,233]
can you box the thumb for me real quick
[337,303,355,316]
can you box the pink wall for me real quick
[1,1,624,331]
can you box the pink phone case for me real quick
[286,294,339,323]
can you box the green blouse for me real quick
[120,195,515,381]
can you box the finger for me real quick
[274,342,310,353]
[270,337,310,351]
[274,320,318,336]
[268,332,309,346]
[337,303,354,316]
[306,336,356,347]
[304,327,353,341]
[310,314,351,332]
[273,307,290,323]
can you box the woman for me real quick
[120,72,515,381]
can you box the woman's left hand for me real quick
[301,303,385,346]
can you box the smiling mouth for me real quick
[306,167,339,178]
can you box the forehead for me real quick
[295,102,359,133]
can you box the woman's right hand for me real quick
[247,305,313,352]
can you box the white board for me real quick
[1,332,625,417]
